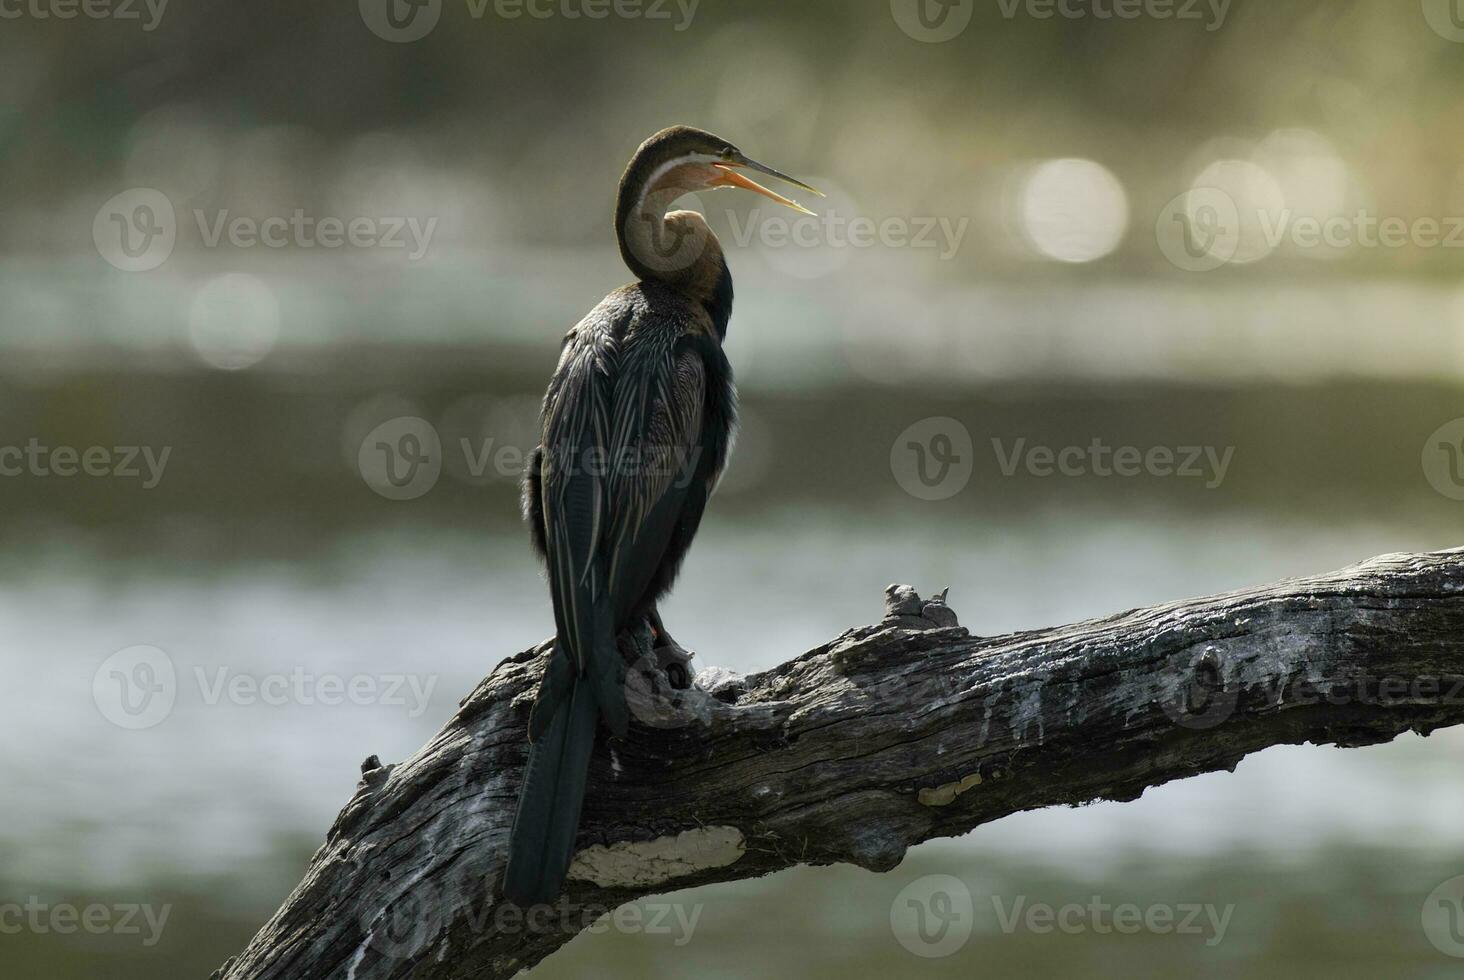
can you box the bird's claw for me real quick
[621,627,709,730]
[654,638,695,691]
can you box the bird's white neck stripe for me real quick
[636,152,718,215]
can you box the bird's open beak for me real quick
[711,155,823,216]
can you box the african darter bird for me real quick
[504,126,820,906]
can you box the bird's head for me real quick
[619,125,822,218]
[616,126,821,286]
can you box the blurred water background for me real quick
[3,0,1464,976]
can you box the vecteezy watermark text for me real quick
[0,440,170,489]
[1160,645,1464,730]
[889,419,1236,500]
[0,0,167,30]
[990,894,1234,944]
[1157,185,1464,271]
[194,210,436,260]
[995,0,1230,30]
[361,872,702,962]
[993,437,1235,488]
[890,875,1235,957]
[0,898,170,947]
[487,897,699,942]
[194,667,438,717]
[890,0,1227,43]
[93,189,438,272]
[1257,210,1464,251]
[357,416,704,501]
[724,207,970,261]
[93,645,440,730]
[359,0,698,43]
[483,0,697,27]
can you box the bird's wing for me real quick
[539,318,617,684]
[535,304,708,737]
[602,328,706,617]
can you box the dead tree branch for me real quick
[217,548,1464,979]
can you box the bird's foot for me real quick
[621,622,711,730]
[653,634,695,691]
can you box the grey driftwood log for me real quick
[217,548,1464,979]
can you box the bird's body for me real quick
[521,280,737,735]
[504,127,818,906]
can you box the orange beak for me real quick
[711,157,822,216]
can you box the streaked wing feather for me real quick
[540,319,618,674]
[605,344,705,599]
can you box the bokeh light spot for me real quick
[1019,159,1130,264]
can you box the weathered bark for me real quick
[217,548,1464,980]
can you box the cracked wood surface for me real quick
[217,548,1464,979]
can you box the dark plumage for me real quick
[503,126,817,906]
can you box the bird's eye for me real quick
[719,147,735,160]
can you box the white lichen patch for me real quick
[695,665,743,690]
[917,771,982,807]
[567,826,745,888]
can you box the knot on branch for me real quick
[324,755,398,846]
[883,584,961,630]
[359,754,395,791]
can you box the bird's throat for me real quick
[620,203,730,325]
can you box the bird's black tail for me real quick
[502,674,601,906]
[506,468,628,904]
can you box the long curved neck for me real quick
[615,174,733,336]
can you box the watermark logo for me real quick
[362,878,447,960]
[626,211,714,277]
[360,0,442,41]
[891,417,974,501]
[93,645,177,730]
[1158,646,1240,730]
[890,875,975,957]
[1422,418,1464,502]
[93,188,176,272]
[359,417,443,501]
[619,192,713,278]
[890,0,974,42]
[1156,187,1241,272]
[1423,874,1464,958]
[1422,0,1464,42]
